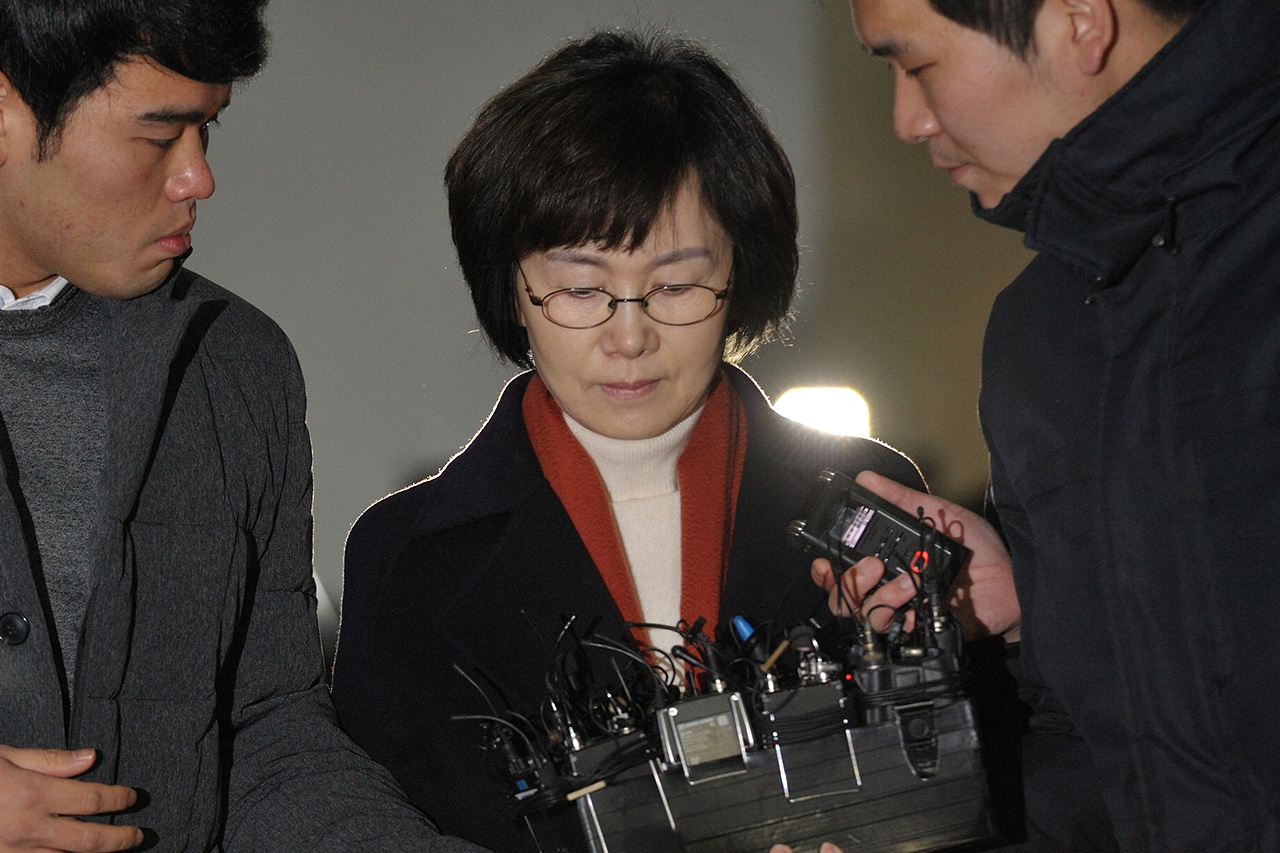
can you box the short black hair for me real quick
[445,30,798,369]
[928,0,1207,56]
[0,0,269,156]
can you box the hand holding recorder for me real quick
[809,471,1020,643]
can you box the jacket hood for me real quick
[978,0,1280,284]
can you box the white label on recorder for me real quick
[841,505,875,549]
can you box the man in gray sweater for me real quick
[0,2,486,850]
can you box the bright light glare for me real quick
[774,387,870,438]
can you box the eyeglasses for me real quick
[523,282,729,329]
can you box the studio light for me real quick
[774,386,870,438]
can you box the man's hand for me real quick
[811,470,1020,642]
[0,745,143,852]
[769,843,844,853]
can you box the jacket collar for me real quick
[978,0,1280,285]
[404,370,545,535]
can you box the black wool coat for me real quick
[331,365,923,852]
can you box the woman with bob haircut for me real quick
[331,30,923,851]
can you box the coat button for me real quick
[0,612,30,645]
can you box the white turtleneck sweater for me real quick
[565,407,703,658]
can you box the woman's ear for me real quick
[513,267,528,327]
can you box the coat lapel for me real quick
[403,373,627,711]
[73,265,225,741]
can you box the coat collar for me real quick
[978,0,1280,286]
[403,370,546,536]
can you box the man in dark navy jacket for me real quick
[809,0,1280,849]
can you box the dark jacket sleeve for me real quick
[213,328,490,853]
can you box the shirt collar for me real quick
[0,276,71,312]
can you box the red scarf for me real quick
[522,372,747,645]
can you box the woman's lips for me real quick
[599,379,659,400]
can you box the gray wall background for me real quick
[193,0,1033,638]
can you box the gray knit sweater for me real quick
[0,287,107,692]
